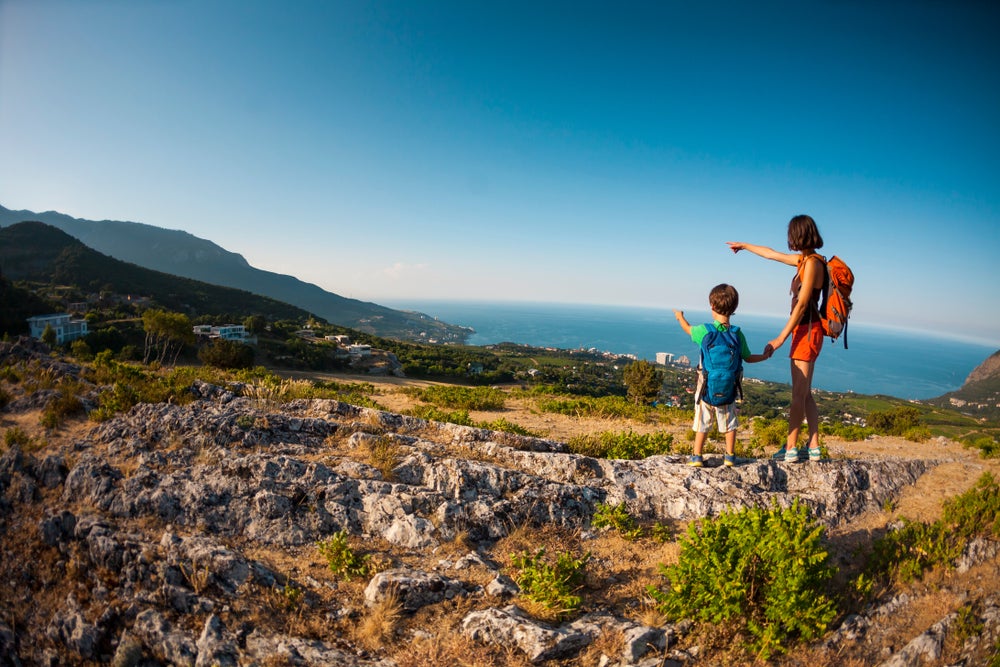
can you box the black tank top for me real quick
[791,255,824,326]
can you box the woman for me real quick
[727,214,826,463]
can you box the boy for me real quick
[673,284,770,467]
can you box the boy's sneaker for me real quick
[688,455,704,468]
[771,448,789,460]
[724,454,735,467]
[808,447,822,461]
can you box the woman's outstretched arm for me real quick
[726,241,799,266]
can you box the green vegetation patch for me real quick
[567,429,673,460]
[509,548,590,621]
[404,385,506,411]
[648,500,836,660]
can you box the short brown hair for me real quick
[709,283,739,316]
[787,214,824,251]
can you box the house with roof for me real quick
[27,313,89,345]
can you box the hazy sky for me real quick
[2,1,998,343]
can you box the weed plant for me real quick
[567,430,673,460]
[317,530,372,581]
[404,385,506,411]
[863,472,1000,589]
[535,395,652,421]
[404,405,474,426]
[509,548,590,621]
[648,500,836,660]
[592,502,643,540]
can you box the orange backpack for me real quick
[820,255,854,348]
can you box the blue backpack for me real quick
[698,324,744,406]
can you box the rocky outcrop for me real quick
[0,344,991,666]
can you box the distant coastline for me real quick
[383,299,996,400]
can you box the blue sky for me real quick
[1,1,998,344]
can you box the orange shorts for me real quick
[789,320,824,362]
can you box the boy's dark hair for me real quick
[709,283,739,316]
[787,214,824,251]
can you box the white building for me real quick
[655,352,675,365]
[27,313,89,345]
[193,324,252,343]
[347,344,372,357]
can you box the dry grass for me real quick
[354,587,403,650]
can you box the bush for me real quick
[567,430,673,459]
[592,502,643,540]
[864,472,1000,588]
[536,395,651,421]
[317,530,372,581]
[868,406,923,436]
[648,500,836,660]
[406,385,506,411]
[404,405,474,426]
[509,548,589,620]
[198,339,255,369]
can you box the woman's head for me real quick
[787,214,824,251]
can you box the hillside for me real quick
[0,222,317,322]
[930,349,1000,420]
[0,205,469,343]
[2,340,1000,665]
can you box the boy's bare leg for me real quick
[693,431,706,457]
[724,430,736,456]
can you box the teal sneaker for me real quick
[771,448,789,460]
[724,454,735,467]
[688,455,704,468]
[808,447,822,461]
[784,447,803,462]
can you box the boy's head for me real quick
[709,283,739,316]
[787,214,824,251]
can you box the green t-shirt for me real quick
[690,320,753,360]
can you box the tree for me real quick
[244,314,267,335]
[623,360,663,405]
[142,309,194,366]
[41,323,57,347]
[199,339,255,369]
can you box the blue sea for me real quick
[383,300,998,400]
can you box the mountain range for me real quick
[0,221,318,324]
[0,204,468,343]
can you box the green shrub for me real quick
[864,472,1000,588]
[902,425,932,442]
[536,395,651,420]
[407,385,506,411]
[4,427,32,449]
[749,417,803,452]
[867,518,957,585]
[317,530,372,581]
[964,435,1000,459]
[40,382,86,428]
[475,417,541,437]
[867,406,923,436]
[941,472,1000,541]
[509,548,590,620]
[567,430,673,460]
[592,502,643,540]
[648,500,836,660]
[820,422,873,441]
[404,405,474,426]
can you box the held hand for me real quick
[762,343,774,359]
[768,338,784,353]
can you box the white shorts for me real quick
[692,400,739,433]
